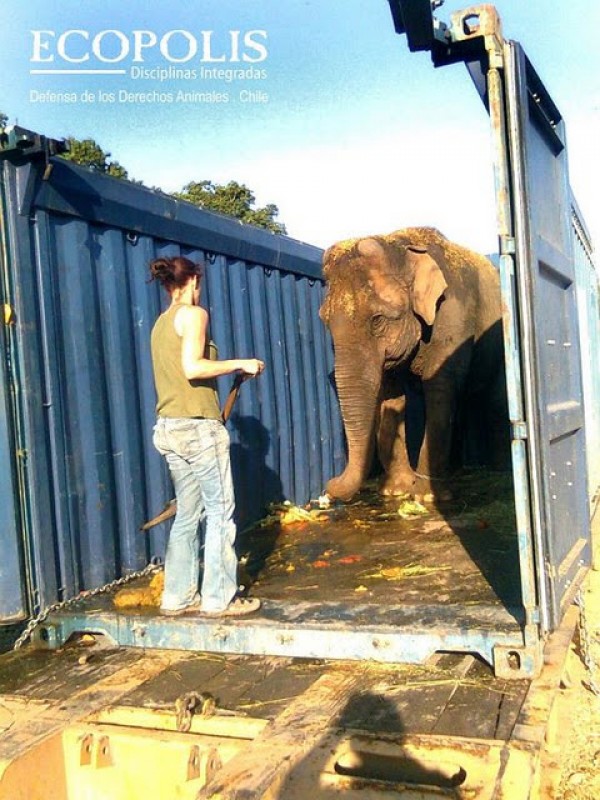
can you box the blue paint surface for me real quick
[0,155,343,617]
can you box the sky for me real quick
[1,0,598,257]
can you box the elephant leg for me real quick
[377,395,402,473]
[378,395,416,495]
[413,374,458,498]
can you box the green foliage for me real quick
[61,137,128,179]
[0,114,286,233]
[175,180,286,234]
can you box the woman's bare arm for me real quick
[177,305,264,380]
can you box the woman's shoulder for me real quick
[174,304,209,336]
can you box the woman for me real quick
[149,255,264,617]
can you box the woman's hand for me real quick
[238,359,265,377]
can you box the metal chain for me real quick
[175,691,216,732]
[576,587,600,696]
[12,561,163,651]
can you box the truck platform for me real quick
[0,607,577,799]
[0,470,582,798]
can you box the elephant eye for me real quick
[370,314,387,337]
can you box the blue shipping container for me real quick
[0,151,345,621]
[572,200,600,510]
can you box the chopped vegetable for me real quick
[397,500,429,519]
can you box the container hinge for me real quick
[500,235,516,255]
[524,607,540,626]
[0,125,67,161]
[512,421,528,440]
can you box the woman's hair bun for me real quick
[148,255,203,290]
[149,258,174,282]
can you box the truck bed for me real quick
[0,470,577,798]
[0,605,577,799]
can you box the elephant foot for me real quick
[381,483,412,498]
[326,474,361,502]
[413,475,453,503]
[380,469,420,498]
[381,471,453,502]
[415,486,453,503]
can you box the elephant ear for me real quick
[408,246,448,326]
[359,238,407,311]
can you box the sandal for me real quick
[202,597,261,617]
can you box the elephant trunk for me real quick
[326,344,383,501]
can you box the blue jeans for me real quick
[152,417,239,613]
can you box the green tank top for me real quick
[151,304,221,419]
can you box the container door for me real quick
[0,295,27,622]
[1,154,26,622]
[505,43,591,630]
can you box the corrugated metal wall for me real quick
[0,154,345,618]
[572,200,600,507]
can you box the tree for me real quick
[61,137,128,179]
[1,115,287,232]
[175,180,286,234]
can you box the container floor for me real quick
[240,469,522,611]
[19,468,524,670]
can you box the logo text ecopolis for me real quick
[30,29,268,65]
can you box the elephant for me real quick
[320,227,509,501]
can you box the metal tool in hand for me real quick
[140,372,249,532]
